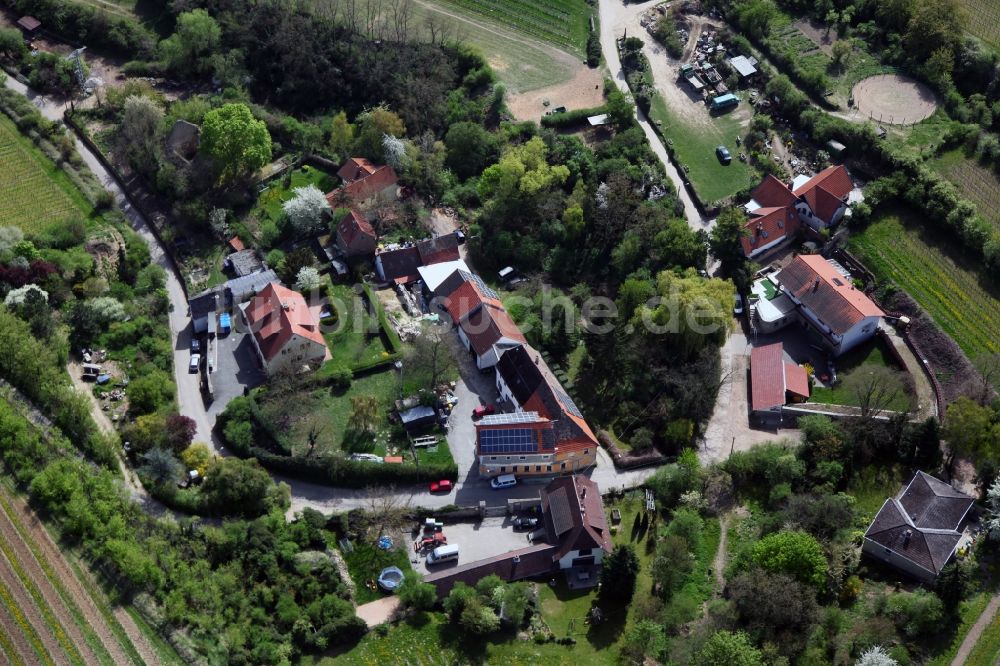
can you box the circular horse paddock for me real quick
[851,74,938,125]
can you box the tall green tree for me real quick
[696,631,764,666]
[159,9,222,75]
[201,103,272,183]
[599,544,640,604]
[750,530,827,589]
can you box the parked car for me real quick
[454,229,466,244]
[716,145,732,164]
[472,404,496,419]
[191,338,201,353]
[733,294,744,315]
[429,479,453,493]
[512,516,538,530]
[189,354,201,373]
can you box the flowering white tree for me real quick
[985,478,1000,541]
[295,266,321,292]
[0,226,24,254]
[382,133,408,170]
[282,184,330,236]
[856,646,898,666]
[4,284,48,307]
[86,296,128,324]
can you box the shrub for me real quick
[750,530,827,589]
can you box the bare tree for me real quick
[844,366,906,420]
[973,353,1000,405]
[405,326,455,391]
[365,0,382,39]
[387,0,413,43]
[363,485,410,539]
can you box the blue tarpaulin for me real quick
[219,313,231,333]
[96,374,111,384]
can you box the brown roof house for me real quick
[242,282,329,376]
[863,471,975,582]
[423,475,613,596]
[773,254,884,356]
[335,209,377,257]
[375,234,461,285]
[327,157,398,210]
[749,342,809,422]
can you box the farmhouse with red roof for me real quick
[741,166,858,258]
[749,342,810,418]
[334,209,377,257]
[242,282,329,375]
[326,157,398,210]
[773,254,884,356]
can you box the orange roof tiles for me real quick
[741,206,799,256]
[750,343,786,411]
[337,209,376,250]
[244,283,327,362]
[751,174,798,209]
[784,362,810,399]
[778,255,884,334]
[793,165,853,200]
[337,157,379,182]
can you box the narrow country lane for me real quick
[599,0,710,231]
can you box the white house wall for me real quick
[557,548,605,570]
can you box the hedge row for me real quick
[540,104,609,129]
[219,396,458,487]
[597,430,667,470]
[0,0,157,58]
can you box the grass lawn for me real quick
[847,464,906,519]
[254,165,337,225]
[0,114,93,235]
[323,283,394,371]
[342,541,413,604]
[848,205,1000,356]
[810,337,915,411]
[348,0,578,92]
[887,110,958,159]
[648,95,758,205]
[430,0,592,57]
[931,147,1000,233]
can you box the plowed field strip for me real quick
[0,545,66,665]
[0,594,34,665]
[0,496,105,665]
[0,489,147,665]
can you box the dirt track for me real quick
[0,488,157,665]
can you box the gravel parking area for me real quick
[406,516,535,575]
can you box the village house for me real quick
[484,343,599,477]
[241,282,329,376]
[772,254,884,356]
[742,165,859,258]
[863,471,975,583]
[334,209,378,257]
[375,234,461,285]
[423,475,613,595]
[749,342,810,422]
[327,157,399,210]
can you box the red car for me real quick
[472,404,496,419]
[429,479,453,493]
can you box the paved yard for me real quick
[355,597,401,628]
[205,328,266,423]
[405,516,535,576]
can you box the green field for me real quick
[648,97,757,205]
[849,206,1000,356]
[0,115,92,234]
[932,148,1000,233]
[959,0,1000,50]
[432,0,592,57]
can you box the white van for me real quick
[491,474,517,489]
[427,544,459,565]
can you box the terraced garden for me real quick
[849,206,1000,356]
[0,114,92,235]
[932,148,1000,232]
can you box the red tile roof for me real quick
[741,206,799,257]
[750,342,786,411]
[793,165,853,200]
[541,476,612,561]
[778,255,884,334]
[227,236,245,253]
[751,174,798,209]
[784,362,810,399]
[423,542,558,597]
[461,303,526,356]
[244,283,327,362]
[804,185,846,224]
[343,165,398,204]
[337,157,379,182]
[16,16,40,31]
[444,280,501,323]
[336,209,376,251]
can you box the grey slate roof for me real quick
[224,269,278,303]
[226,249,263,277]
[864,471,974,577]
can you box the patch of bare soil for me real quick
[793,18,838,56]
[851,74,938,125]
[1,489,157,665]
[508,65,605,122]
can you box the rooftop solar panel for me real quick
[459,270,500,301]
[555,389,583,419]
[479,411,542,425]
[480,428,538,454]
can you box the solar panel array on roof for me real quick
[480,428,538,454]
[555,389,583,419]
[480,411,541,425]
[460,270,499,300]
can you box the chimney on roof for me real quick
[756,224,762,235]
[812,277,820,292]
[535,355,539,365]
[903,529,912,546]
